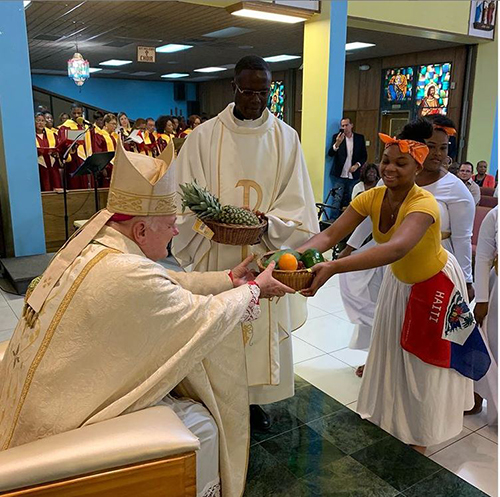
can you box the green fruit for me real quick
[300,248,325,269]
[264,249,300,267]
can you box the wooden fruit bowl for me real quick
[256,251,314,291]
[203,218,268,246]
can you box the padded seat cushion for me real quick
[0,406,199,492]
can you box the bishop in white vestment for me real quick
[173,56,319,409]
[0,141,290,497]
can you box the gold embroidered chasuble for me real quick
[0,226,253,497]
[173,103,319,402]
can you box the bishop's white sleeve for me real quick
[475,208,498,303]
[448,183,475,283]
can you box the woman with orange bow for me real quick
[93,113,118,187]
[298,119,483,451]
[339,115,475,379]
[35,113,62,191]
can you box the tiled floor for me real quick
[248,279,498,497]
[0,277,497,496]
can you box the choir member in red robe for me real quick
[57,103,93,189]
[93,113,118,187]
[35,113,62,192]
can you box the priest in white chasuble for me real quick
[0,141,292,497]
[173,56,319,428]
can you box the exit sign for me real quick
[137,46,155,63]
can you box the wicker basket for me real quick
[203,218,268,246]
[257,251,314,291]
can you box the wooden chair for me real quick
[479,195,498,208]
[0,341,198,497]
[480,186,495,197]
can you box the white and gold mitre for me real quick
[107,139,176,216]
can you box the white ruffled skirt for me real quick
[357,251,475,446]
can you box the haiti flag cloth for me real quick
[401,271,490,381]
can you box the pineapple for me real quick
[180,181,260,226]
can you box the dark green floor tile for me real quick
[351,436,441,492]
[262,424,346,478]
[307,407,389,454]
[299,456,400,496]
[295,374,310,391]
[402,469,489,497]
[244,444,299,497]
[281,384,344,424]
[251,400,305,443]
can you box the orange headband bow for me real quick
[433,124,457,136]
[378,133,429,165]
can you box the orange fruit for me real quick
[278,253,298,271]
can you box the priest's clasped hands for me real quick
[231,255,295,298]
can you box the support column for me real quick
[301,0,348,202]
[0,1,45,257]
[467,39,498,172]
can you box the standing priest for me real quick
[173,55,319,429]
[0,141,292,497]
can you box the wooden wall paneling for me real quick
[42,190,109,252]
[343,62,360,111]
[1,453,196,497]
[416,47,458,66]
[199,78,233,118]
[358,58,383,111]
[448,46,467,114]
[382,52,418,70]
[355,110,380,164]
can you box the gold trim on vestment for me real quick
[107,188,177,216]
[3,249,118,450]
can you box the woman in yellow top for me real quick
[298,119,474,450]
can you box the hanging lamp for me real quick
[67,22,89,87]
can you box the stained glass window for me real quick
[268,81,285,120]
[384,67,413,102]
[416,63,452,116]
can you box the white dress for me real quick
[474,206,498,425]
[340,173,475,350]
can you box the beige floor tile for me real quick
[430,432,498,497]
[295,354,362,405]
[294,313,355,353]
[292,336,325,364]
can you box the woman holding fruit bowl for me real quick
[297,118,485,451]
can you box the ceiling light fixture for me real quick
[194,67,228,73]
[156,44,193,53]
[67,21,89,87]
[161,73,189,78]
[345,42,376,51]
[226,1,312,24]
[264,54,301,63]
[99,59,133,67]
[88,68,103,73]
